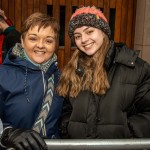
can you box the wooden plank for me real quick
[53,0,60,25]
[131,0,137,49]
[126,0,133,48]
[110,0,116,8]
[114,0,122,42]
[91,0,98,6]
[98,0,103,8]
[39,0,47,13]
[33,0,40,12]
[0,0,2,8]
[21,0,28,26]
[78,0,84,7]
[14,0,21,31]
[1,0,9,16]
[103,0,110,22]
[27,0,34,16]
[47,0,52,5]
[53,0,60,55]
[72,0,78,6]
[57,49,64,70]
[64,0,72,65]
[8,0,15,24]
[120,0,128,43]
[84,0,91,6]
[60,0,65,5]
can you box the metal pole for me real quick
[45,139,150,150]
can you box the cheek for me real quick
[75,40,80,47]
[23,43,34,53]
[99,37,104,44]
[96,35,104,45]
[46,45,56,54]
[21,39,30,49]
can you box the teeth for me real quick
[34,51,45,54]
[84,43,93,48]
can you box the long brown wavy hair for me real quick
[57,34,111,98]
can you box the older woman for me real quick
[0,12,63,150]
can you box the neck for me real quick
[3,24,9,32]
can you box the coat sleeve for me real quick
[128,62,150,138]
[0,87,12,130]
[5,30,21,51]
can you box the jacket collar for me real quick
[105,41,140,70]
[4,26,15,35]
[3,46,58,76]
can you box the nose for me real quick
[36,40,44,48]
[81,34,88,43]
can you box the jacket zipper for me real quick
[41,71,46,98]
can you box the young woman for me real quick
[0,12,63,150]
[57,6,150,139]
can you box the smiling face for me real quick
[21,25,56,64]
[74,26,104,56]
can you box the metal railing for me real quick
[45,139,150,150]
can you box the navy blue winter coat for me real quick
[0,50,63,139]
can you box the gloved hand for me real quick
[0,128,48,150]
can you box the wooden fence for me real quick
[0,0,137,69]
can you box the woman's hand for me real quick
[1,128,48,150]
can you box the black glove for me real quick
[1,128,48,150]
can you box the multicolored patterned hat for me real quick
[68,6,111,38]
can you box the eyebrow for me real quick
[74,26,90,35]
[28,34,55,39]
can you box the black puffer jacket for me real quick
[60,42,150,139]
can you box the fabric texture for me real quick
[0,18,13,64]
[0,35,4,64]
[68,6,111,38]
[2,26,21,61]
[32,57,56,136]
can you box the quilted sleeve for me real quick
[128,62,150,137]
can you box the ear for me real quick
[0,22,2,28]
[102,31,105,36]
[21,36,24,48]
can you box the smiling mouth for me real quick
[84,43,93,49]
[34,50,45,54]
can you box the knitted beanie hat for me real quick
[68,6,111,38]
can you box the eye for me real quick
[29,37,37,42]
[74,35,81,40]
[45,39,55,44]
[87,30,93,35]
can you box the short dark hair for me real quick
[21,12,60,42]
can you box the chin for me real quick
[33,60,45,64]
[85,52,95,56]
